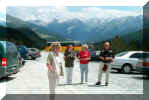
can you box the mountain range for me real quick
[5,14,143,42]
[45,15,142,42]
[6,7,143,42]
[0,15,65,48]
[6,15,65,41]
[0,11,143,47]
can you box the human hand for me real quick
[47,64,55,72]
[99,56,104,60]
[105,57,113,61]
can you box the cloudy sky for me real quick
[6,6,143,25]
[0,0,148,13]
[0,0,148,23]
[1,0,148,6]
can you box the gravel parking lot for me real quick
[1,51,143,94]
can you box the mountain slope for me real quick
[7,7,143,42]
[45,15,142,42]
[6,15,65,41]
[0,26,46,49]
[121,30,143,43]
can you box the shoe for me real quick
[105,82,108,86]
[95,81,101,85]
[80,82,84,84]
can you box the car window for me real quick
[0,43,5,58]
[130,53,142,58]
[7,42,17,53]
[143,53,149,59]
[0,44,3,58]
[115,51,129,57]
[30,48,38,52]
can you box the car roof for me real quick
[128,51,149,54]
[28,48,37,49]
[116,51,149,58]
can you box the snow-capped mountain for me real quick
[46,15,142,41]
[6,6,143,42]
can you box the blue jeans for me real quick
[80,64,88,83]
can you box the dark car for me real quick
[27,48,41,60]
[0,41,20,79]
[90,50,100,61]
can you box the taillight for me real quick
[142,62,149,67]
[35,52,39,55]
[2,58,7,67]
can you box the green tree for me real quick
[99,40,106,50]
[111,35,128,53]
[128,40,138,50]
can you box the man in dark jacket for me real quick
[64,45,75,84]
[95,42,114,86]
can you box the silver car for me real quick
[111,51,149,74]
[136,53,149,74]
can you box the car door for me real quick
[129,53,143,69]
[112,51,129,68]
[6,42,18,72]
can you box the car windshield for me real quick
[115,51,129,57]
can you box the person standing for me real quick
[95,42,114,86]
[64,45,75,85]
[47,42,61,99]
[78,44,90,84]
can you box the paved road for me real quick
[1,51,143,94]
[0,80,6,100]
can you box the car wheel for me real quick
[122,64,132,74]
[32,57,36,60]
[22,61,25,65]
[117,69,122,73]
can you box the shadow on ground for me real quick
[0,77,16,83]
[132,75,149,80]
[110,71,141,75]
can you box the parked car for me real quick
[136,53,149,74]
[27,48,41,60]
[90,50,100,61]
[18,45,29,60]
[0,41,20,79]
[111,51,148,74]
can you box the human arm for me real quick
[99,51,105,61]
[47,54,55,72]
[104,51,114,62]
[47,64,55,72]
[79,51,90,60]
[105,57,114,62]
[64,51,67,60]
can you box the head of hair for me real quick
[50,42,61,51]
[66,45,73,52]
[82,44,88,49]
[104,42,110,46]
